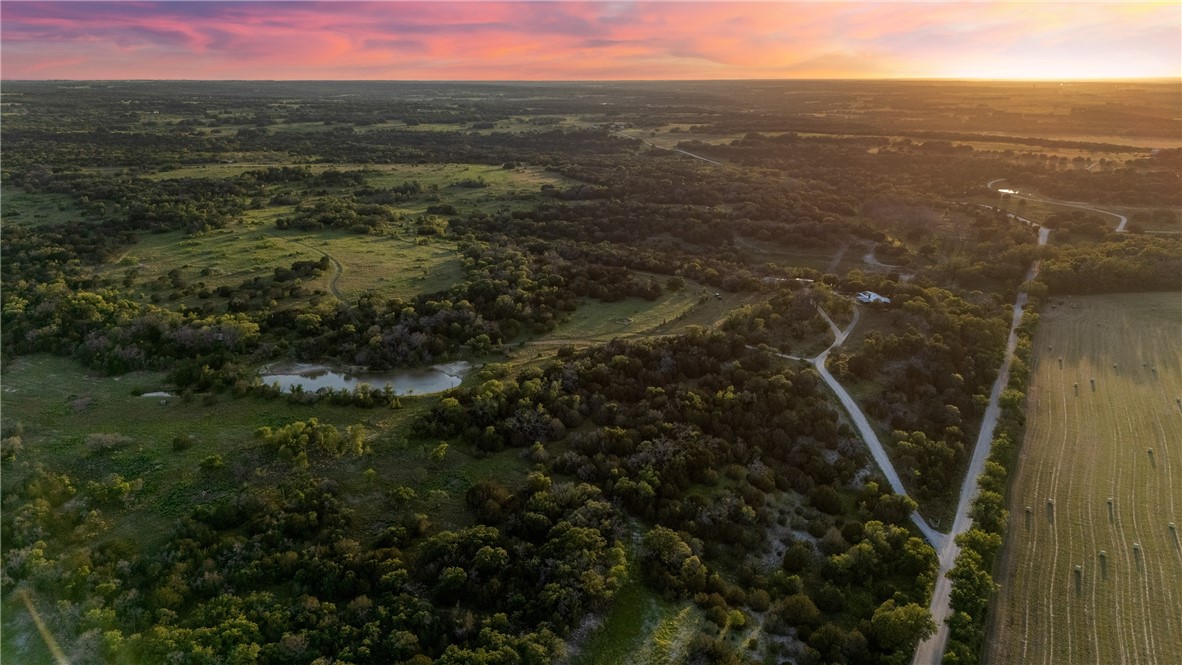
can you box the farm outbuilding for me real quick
[856,291,891,304]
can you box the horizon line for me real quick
[5,76,1181,83]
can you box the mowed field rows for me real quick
[989,293,1182,664]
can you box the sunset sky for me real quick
[2,1,1179,81]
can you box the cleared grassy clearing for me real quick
[616,126,742,151]
[971,194,1064,225]
[141,161,573,210]
[573,590,700,665]
[371,116,599,135]
[139,162,291,179]
[644,125,1164,161]
[967,143,1147,161]
[137,161,574,217]
[514,284,768,364]
[733,235,862,275]
[988,293,1182,664]
[363,162,566,189]
[540,289,703,343]
[571,568,687,665]
[0,355,379,541]
[647,289,771,334]
[0,188,88,227]
[0,354,523,550]
[95,216,462,308]
[1103,205,1181,234]
[1004,134,1181,150]
[285,231,462,300]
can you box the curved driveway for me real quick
[783,306,944,548]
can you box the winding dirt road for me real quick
[987,178,1128,232]
[911,181,1054,665]
[775,306,943,548]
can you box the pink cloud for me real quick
[1,2,1177,80]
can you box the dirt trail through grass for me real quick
[826,242,849,274]
[291,239,345,300]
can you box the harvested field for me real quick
[988,292,1182,664]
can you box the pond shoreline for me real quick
[259,360,470,396]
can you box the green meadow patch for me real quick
[0,188,89,227]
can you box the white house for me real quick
[857,291,891,304]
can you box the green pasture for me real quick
[143,161,573,214]
[0,353,532,551]
[514,283,768,367]
[284,231,463,301]
[733,235,863,275]
[94,215,463,308]
[143,160,569,190]
[573,579,699,665]
[1,189,88,227]
[391,116,594,135]
[539,289,704,343]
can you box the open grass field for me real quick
[1102,206,1182,235]
[14,162,572,311]
[513,283,769,367]
[987,292,1182,665]
[0,354,523,549]
[95,216,463,308]
[0,188,90,227]
[285,231,462,300]
[572,587,699,665]
[733,235,864,275]
[570,535,698,665]
[537,288,705,344]
[143,161,572,205]
[140,161,573,218]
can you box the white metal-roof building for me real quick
[857,291,891,304]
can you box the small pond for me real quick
[261,361,469,395]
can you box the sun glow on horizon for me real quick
[0,1,1178,81]
[942,63,1179,82]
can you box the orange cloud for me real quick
[1,2,1178,80]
